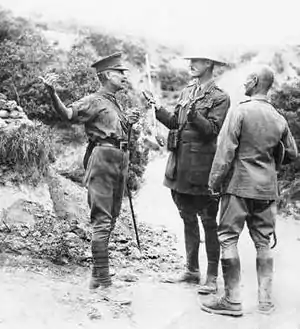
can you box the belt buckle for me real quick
[119,141,128,151]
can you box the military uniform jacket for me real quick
[69,90,129,142]
[69,90,130,169]
[156,79,230,195]
[209,95,298,200]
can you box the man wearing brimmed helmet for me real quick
[145,51,230,294]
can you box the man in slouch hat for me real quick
[145,51,230,295]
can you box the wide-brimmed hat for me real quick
[184,51,228,66]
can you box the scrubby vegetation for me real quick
[0,8,170,190]
[0,123,56,185]
[271,82,300,182]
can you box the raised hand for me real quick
[142,90,156,107]
[39,73,59,92]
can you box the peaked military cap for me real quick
[91,52,128,72]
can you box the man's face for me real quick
[189,58,210,78]
[107,70,128,91]
[244,73,257,96]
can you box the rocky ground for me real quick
[1,154,300,329]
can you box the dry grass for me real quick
[0,122,55,185]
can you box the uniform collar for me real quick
[250,94,269,101]
[188,78,215,91]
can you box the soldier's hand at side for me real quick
[208,186,220,197]
[39,73,59,92]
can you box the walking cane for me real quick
[126,124,141,250]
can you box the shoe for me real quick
[160,270,200,284]
[198,281,217,295]
[201,296,243,317]
[258,302,275,315]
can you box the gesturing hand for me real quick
[39,73,59,92]
[142,90,157,108]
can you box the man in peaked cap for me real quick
[41,52,140,291]
[145,52,230,294]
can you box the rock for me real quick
[32,231,42,239]
[5,100,17,109]
[109,242,117,250]
[0,110,9,118]
[10,110,22,118]
[87,307,102,320]
[0,99,6,108]
[71,226,87,240]
[18,226,30,238]
[130,248,142,260]
[65,232,80,241]
[0,93,7,100]
[16,106,24,112]
[0,118,6,128]
[119,273,139,282]
[5,199,35,227]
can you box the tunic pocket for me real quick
[194,98,214,117]
[187,142,214,187]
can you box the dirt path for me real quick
[1,155,300,329]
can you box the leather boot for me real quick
[201,258,243,317]
[161,270,200,284]
[183,214,200,273]
[257,257,275,314]
[198,262,218,295]
[198,221,220,295]
[161,213,200,284]
[89,239,112,290]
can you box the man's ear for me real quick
[253,75,259,86]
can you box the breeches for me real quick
[171,190,220,273]
[218,194,276,259]
[85,146,129,279]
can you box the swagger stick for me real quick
[126,124,141,250]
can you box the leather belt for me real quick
[94,139,128,151]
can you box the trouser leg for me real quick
[86,147,126,289]
[218,194,248,303]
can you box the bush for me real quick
[0,122,56,185]
[239,50,258,64]
[158,65,189,91]
[271,82,300,181]
[0,9,151,191]
[271,81,300,112]
[88,31,146,67]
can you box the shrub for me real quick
[271,82,300,182]
[88,31,146,67]
[0,122,56,185]
[157,64,189,91]
[0,9,151,191]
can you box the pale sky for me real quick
[1,0,300,49]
